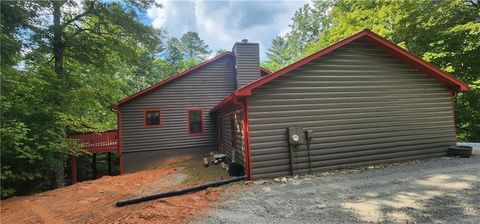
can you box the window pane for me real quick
[188,110,203,134]
[146,111,160,126]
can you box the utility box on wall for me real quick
[287,127,304,145]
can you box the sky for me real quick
[144,0,309,60]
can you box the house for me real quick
[113,29,469,179]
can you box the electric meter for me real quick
[291,134,300,142]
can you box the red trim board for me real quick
[235,29,468,97]
[211,29,469,113]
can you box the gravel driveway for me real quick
[195,149,480,224]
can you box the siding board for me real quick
[233,42,261,88]
[119,56,237,171]
[247,40,456,179]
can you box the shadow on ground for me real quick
[194,154,480,224]
[342,172,479,223]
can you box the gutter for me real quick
[210,90,251,113]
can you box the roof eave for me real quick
[234,29,469,96]
[359,29,470,93]
[115,52,234,107]
[210,94,234,113]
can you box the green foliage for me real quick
[165,32,211,63]
[166,37,184,64]
[264,0,480,142]
[264,36,291,71]
[163,34,210,76]
[1,0,214,198]
[215,48,228,56]
[0,0,162,198]
[1,67,68,197]
[179,31,211,61]
[456,81,480,141]
[157,31,211,82]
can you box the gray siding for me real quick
[218,105,245,166]
[247,40,456,179]
[233,42,260,88]
[119,56,237,170]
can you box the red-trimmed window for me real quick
[230,113,236,147]
[188,109,204,135]
[144,110,162,128]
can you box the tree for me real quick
[287,1,334,54]
[39,0,162,187]
[265,0,480,142]
[179,31,211,61]
[263,1,334,71]
[161,32,212,76]
[166,37,183,64]
[1,1,37,198]
[1,0,163,197]
[215,48,228,56]
[265,36,294,71]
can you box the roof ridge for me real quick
[212,29,469,112]
[234,29,468,96]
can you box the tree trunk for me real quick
[53,1,65,78]
[52,0,66,188]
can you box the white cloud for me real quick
[147,0,309,60]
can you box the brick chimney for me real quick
[232,39,260,89]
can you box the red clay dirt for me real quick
[1,158,225,224]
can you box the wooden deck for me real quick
[68,130,120,184]
[68,130,118,153]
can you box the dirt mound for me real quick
[1,158,227,224]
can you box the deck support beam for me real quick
[71,156,77,184]
[107,152,112,176]
[92,154,97,179]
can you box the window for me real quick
[144,110,162,128]
[230,113,236,147]
[188,109,204,135]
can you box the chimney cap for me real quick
[241,39,248,43]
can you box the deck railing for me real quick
[68,130,118,153]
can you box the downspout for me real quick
[112,105,123,175]
[231,94,252,179]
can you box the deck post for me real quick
[68,129,119,179]
[107,152,112,176]
[92,153,97,179]
[71,156,77,184]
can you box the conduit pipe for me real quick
[116,176,245,207]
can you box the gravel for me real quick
[194,148,480,224]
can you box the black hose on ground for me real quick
[115,175,246,207]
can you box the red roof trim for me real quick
[359,30,469,92]
[115,52,234,106]
[235,29,469,96]
[210,94,234,112]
